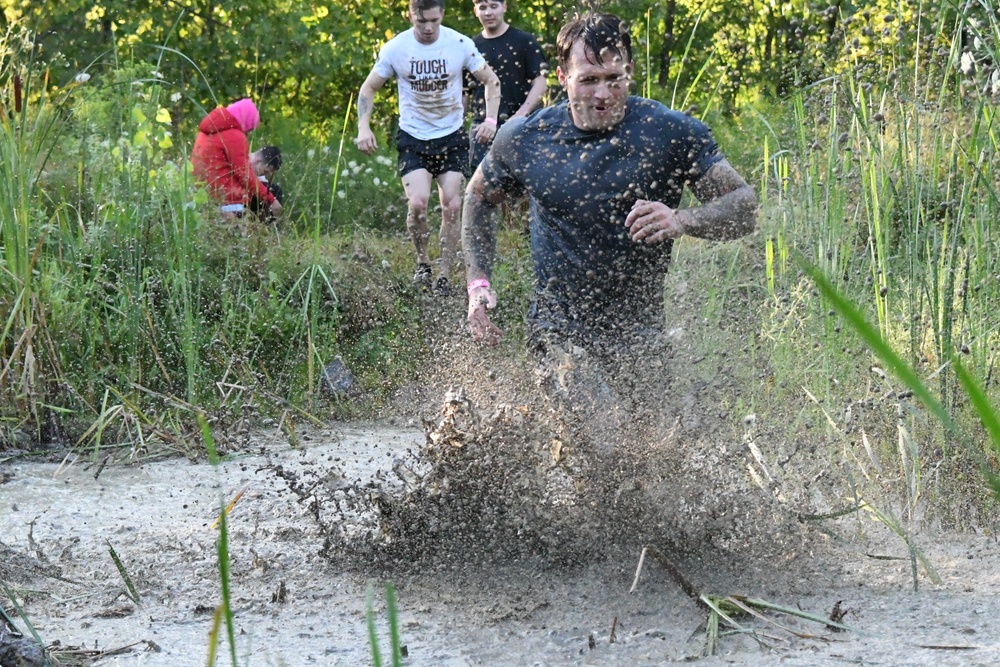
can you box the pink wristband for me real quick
[481,117,497,127]
[467,278,491,295]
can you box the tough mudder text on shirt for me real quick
[374,27,486,140]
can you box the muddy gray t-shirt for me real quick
[480,97,723,344]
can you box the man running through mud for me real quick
[356,0,501,296]
[461,12,757,438]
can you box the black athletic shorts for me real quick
[396,128,470,178]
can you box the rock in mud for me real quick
[321,357,356,398]
[0,631,46,667]
[0,429,31,451]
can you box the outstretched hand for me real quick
[467,285,502,345]
[473,122,497,144]
[625,199,689,243]
[355,129,378,156]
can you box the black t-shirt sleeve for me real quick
[522,33,548,80]
[676,113,724,184]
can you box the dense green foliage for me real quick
[0,0,999,520]
[1,0,967,128]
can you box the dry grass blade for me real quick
[629,546,857,657]
[861,429,885,475]
[736,596,856,633]
[49,639,160,659]
[211,483,250,530]
[860,502,942,590]
[629,545,705,606]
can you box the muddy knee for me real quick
[406,195,429,220]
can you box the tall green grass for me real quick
[367,582,404,667]
[0,26,428,450]
[750,0,1000,518]
[0,27,67,441]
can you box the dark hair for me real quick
[411,0,445,15]
[556,13,632,69]
[256,145,282,171]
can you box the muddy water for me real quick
[2,424,1000,666]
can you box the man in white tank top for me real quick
[356,0,500,296]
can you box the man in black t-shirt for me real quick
[462,13,757,360]
[466,0,548,170]
[461,13,757,459]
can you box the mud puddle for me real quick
[2,423,1000,666]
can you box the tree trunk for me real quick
[657,0,677,87]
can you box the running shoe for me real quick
[434,275,453,297]
[413,263,432,290]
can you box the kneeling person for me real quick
[191,98,282,221]
[249,145,284,220]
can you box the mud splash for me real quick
[301,312,806,578]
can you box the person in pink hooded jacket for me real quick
[191,98,282,219]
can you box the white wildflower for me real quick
[151,70,162,78]
[170,92,182,102]
[961,51,975,75]
[328,167,336,175]
[74,72,91,83]
[374,177,381,186]
[992,70,1000,96]
[341,169,350,177]
[322,146,330,154]
[352,165,362,174]
[348,160,358,169]
[975,37,983,51]
[337,190,346,199]
[307,149,315,159]
[364,167,372,173]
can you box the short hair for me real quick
[556,13,632,70]
[255,145,282,171]
[411,0,444,15]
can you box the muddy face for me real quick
[558,41,632,133]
